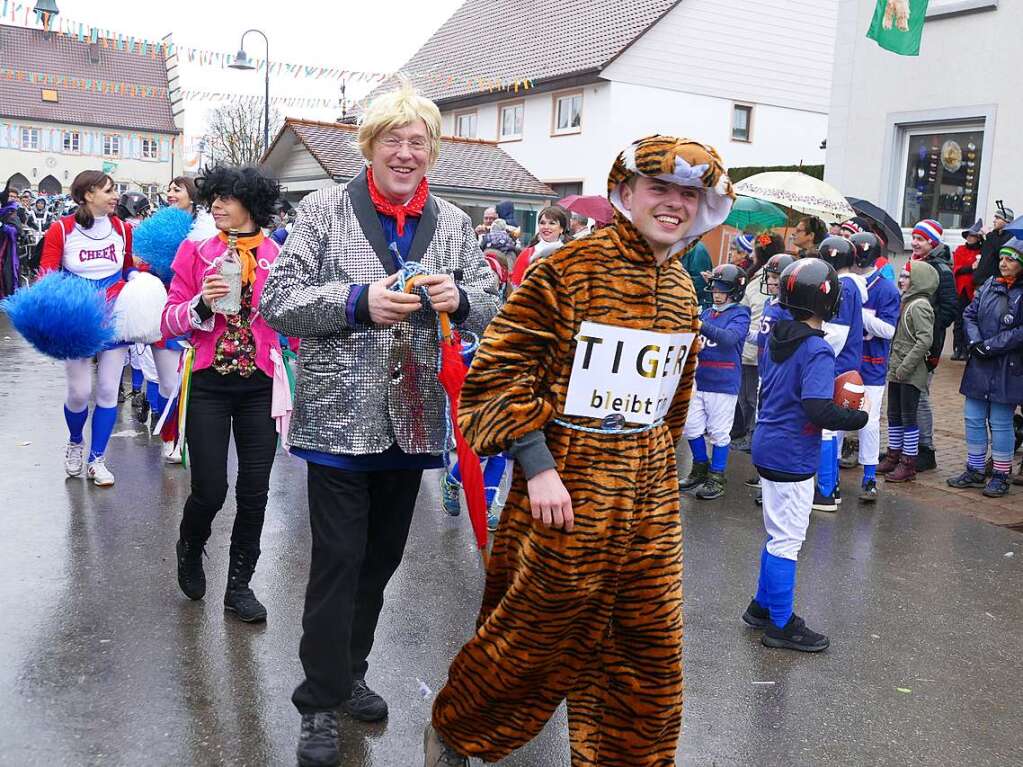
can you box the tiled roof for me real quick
[375,0,679,104]
[274,119,555,198]
[0,23,178,133]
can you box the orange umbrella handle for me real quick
[403,274,453,341]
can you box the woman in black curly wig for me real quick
[162,163,288,623]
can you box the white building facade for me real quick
[825,0,1011,243]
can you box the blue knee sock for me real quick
[711,444,730,473]
[448,461,462,485]
[754,544,771,607]
[863,464,877,485]
[64,405,88,444]
[154,393,169,422]
[146,381,160,413]
[817,436,837,496]
[131,367,143,390]
[688,437,708,464]
[763,552,797,628]
[89,405,118,461]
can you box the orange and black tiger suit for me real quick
[432,136,734,766]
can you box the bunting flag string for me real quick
[1,5,535,94]
[179,90,344,109]
[1,67,168,98]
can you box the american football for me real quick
[834,369,866,410]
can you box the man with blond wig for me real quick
[261,83,500,767]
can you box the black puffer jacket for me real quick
[920,244,958,363]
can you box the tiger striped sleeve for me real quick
[458,258,570,457]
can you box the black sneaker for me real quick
[983,472,1011,498]
[224,586,267,623]
[812,488,838,512]
[695,471,725,500]
[762,614,830,653]
[297,711,340,767]
[731,436,752,453]
[680,460,710,490]
[744,475,761,488]
[754,491,762,507]
[834,485,843,505]
[342,679,388,722]
[741,599,769,629]
[916,445,937,472]
[175,538,206,601]
[859,479,878,502]
[947,467,986,489]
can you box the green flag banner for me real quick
[102,161,118,174]
[866,0,930,56]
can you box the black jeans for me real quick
[952,291,970,356]
[179,369,277,549]
[731,363,759,439]
[292,463,424,713]
[887,381,921,428]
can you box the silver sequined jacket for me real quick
[260,170,500,456]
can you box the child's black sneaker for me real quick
[741,599,769,629]
[744,475,760,488]
[762,614,830,653]
[947,467,986,489]
[680,461,709,490]
[812,488,837,512]
[695,471,725,500]
[859,479,878,502]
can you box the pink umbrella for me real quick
[557,195,614,226]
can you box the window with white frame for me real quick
[141,137,158,160]
[115,182,131,195]
[21,127,41,150]
[142,183,160,200]
[454,110,477,139]
[732,104,753,142]
[62,130,80,153]
[103,134,122,157]
[553,92,582,135]
[898,123,984,229]
[499,102,524,140]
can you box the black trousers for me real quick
[887,381,921,428]
[952,291,971,356]
[292,463,424,713]
[731,363,760,439]
[179,369,277,549]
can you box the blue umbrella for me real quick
[1004,215,1023,239]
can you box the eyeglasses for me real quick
[378,136,430,153]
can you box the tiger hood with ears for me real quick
[608,134,735,258]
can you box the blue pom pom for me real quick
[132,207,193,284]
[1,272,114,359]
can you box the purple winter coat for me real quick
[959,276,1023,404]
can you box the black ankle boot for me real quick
[224,544,267,623]
[176,538,206,600]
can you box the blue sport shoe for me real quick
[441,475,461,516]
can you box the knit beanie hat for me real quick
[999,237,1023,266]
[912,219,943,247]
[734,232,755,255]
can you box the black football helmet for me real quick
[760,253,796,295]
[817,235,855,271]
[705,263,747,301]
[849,232,882,269]
[115,191,151,220]
[778,257,841,322]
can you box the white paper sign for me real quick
[563,322,696,426]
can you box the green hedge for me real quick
[729,164,824,183]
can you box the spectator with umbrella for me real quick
[974,201,1014,288]
[790,215,827,258]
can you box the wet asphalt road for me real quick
[2,318,1023,767]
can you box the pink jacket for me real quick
[161,235,282,378]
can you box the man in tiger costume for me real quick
[424,135,735,767]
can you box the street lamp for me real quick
[229,29,270,156]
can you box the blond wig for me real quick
[358,80,442,166]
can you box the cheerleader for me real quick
[39,171,138,486]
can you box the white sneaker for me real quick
[64,441,85,477]
[87,456,115,487]
[163,441,183,464]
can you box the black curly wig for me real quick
[194,164,281,229]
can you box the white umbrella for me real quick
[734,172,855,223]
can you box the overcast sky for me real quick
[44,0,464,140]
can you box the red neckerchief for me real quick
[366,166,429,237]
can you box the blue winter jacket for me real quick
[959,277,1023,404]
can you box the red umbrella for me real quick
[557,194,614,226]
[406,278,490,561]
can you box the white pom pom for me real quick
[113,272,168,343]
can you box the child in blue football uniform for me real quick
[813,236,867,512]
[743,258,868,652]
[681,263,751,500]
[850,232,901,501]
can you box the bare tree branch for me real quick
[204,102,284,166]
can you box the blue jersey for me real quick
[757,298,793,363]
[695,304,751,395]
[830,274,864,375]
[753,333,836,476]
[860,270,901,386]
